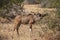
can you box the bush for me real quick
[38,0,60,8]
[49,0,60,8]
[48,10,60,31]
[0,0,24,9]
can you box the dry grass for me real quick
[0,4,60,40]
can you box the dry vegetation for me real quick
[0,0,60,40]
[0,9,60,40]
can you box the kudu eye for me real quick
[37,13,41,17]
[39,14,41,17]
[42,13,48,17]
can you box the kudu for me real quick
[13,12,48,35]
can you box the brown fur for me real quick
[13,14,35,35]
[13,13,48,35]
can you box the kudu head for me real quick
[34,12,48,21]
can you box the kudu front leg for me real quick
[29,24,32,31]
[29,20,34,31]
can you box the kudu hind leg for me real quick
[14,21,21,35]
[16,22,21,35]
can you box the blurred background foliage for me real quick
[0,0,60,8]
[45,0,60,8]
[35,0,60,8]
[0,0,24,18]
[0,0,24,9]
